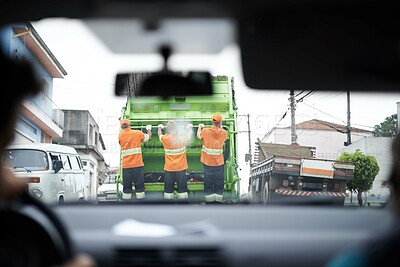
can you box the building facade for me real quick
[0,22,66,144]
[262,119,373,160]
[53,110,107,200]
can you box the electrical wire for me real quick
[300,101,346,124]
[296,91,315,103]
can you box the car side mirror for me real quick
[53,160,63,173]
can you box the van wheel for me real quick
[58,196,64,204]
[262,181,270,205]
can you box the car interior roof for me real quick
[2,0,398,92]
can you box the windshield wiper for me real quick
[12,166,32,173]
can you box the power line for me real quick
[352,123,374,129]
[296,90,316,103]
[300,101,346,124]
[303,98,382,124]
[317,91,346,102]
[295,90,305,97]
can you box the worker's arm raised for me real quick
[158,124,164,138]
[197,124,204,139]
[146,125,152,140]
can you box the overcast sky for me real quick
[32,18,400,193]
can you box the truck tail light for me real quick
[20,177,40,184]
[31,177,40,183]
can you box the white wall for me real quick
[339,137,392,197]
[265,128,371,160]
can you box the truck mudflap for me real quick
[275,189,348,197]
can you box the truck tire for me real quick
[262,181,270,205]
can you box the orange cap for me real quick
[212,114,222,122]
[120,119,130,127]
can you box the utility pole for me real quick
[237,114,252,167]
[247,114,252,167]
[347,91,351,146]
[290,90,297,144]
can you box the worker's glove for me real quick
[146,125,152,131]
[187,123,193,129]
[158,124,164,129]
[198,123,205,128]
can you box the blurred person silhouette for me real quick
[158,120,193,201]
[326,133,400,267]
[0,51,96,267]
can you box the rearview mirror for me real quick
[115,71,213,98]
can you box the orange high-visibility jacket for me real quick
[199,126,227,166]
[119,128,148,168]
[160,133,188,172]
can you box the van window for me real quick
[70,156,81,170]
[60,154,71,170]
[77,156,83,169]
[4,149,49,171]
[49,153,59,163]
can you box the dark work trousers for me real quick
[203,164,224,195]
[122,166,145,194]
[164,170,188,193]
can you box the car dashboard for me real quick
[46,203,396,267]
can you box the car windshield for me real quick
[3,149,49,171]
[1,17,399,207]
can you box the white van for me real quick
[3,143,86,204]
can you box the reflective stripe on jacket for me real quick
[160,133,188,171]
[199,126,227,166]
[201,145,223,155]
[119,128,147,168]
[121,147,142,156]
[164,147,186,155]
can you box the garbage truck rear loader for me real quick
[117,75,240,202]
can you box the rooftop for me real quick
[293,119,372,134]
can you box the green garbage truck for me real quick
[116,75,240,202]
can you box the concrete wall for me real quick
[58,110,103,152]
[57,110,106,201]
[339,137,392,197]
[57,110,89,145]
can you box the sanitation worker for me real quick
[158,120,193,200]
[118,119,152,201]
[197,114,227,203]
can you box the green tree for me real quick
[373,114,397,137]
[338,150,380,206]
